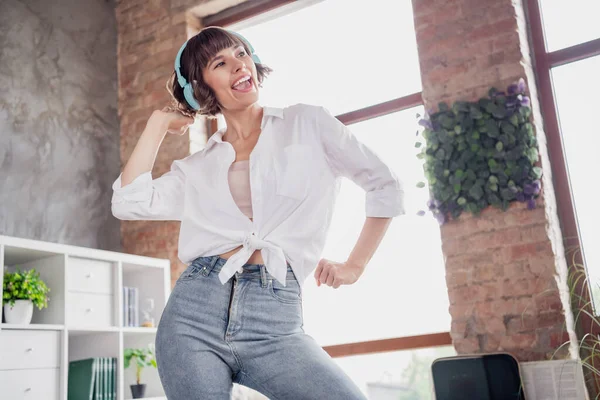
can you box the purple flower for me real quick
[508,84,519,95]
[516,192,525,202]
[434,212,446,225]
[517,78,527,93]
[533,180,541,195]
[523,183,535,195]
[419,119,433,129]
[417,210,426,216]
[520,96,531,107]
[527,197,536,209]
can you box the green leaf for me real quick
[416,181,426,188]
[495,141,504,151]
[501,121,516,134]
[486,120,499,137]
[492,106,507,119]
[468,185,484,200]
[415,142,422,148]
[453,183,461,194]
[457,197,467,206]
[533,166,543,179]
[527,147,539,163]
[439,102,449,112]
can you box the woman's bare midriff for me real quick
[219,247,264,264]
[218,217,264,264]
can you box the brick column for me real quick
[114,0,242,286]
[411,0,577,360]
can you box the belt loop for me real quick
[201,256,219,277]
[260,265,268,288]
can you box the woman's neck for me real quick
[222,104,264,142]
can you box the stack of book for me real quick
[123,286,139,327]
[67,357,117,400]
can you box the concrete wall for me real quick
[0,0,120,251]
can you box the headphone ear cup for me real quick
[183,83,200,111]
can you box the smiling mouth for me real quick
[232,76,253,92]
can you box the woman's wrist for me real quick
[146,111,170,138]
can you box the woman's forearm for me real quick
[346,217,393,270]
[121,112,169,187]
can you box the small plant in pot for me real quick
[124,344,157,399]
[2,268,50,324]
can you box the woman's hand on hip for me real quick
[314,258,365,289]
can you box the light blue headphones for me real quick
[174,31,261,111]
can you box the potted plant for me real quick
[124,344,157,398]
[2,268,50,324]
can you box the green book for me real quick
[67,358,97,400]
[104,357,109,400]
[94,357,101,400]
[101,357,107,400]
[111,357,117,400]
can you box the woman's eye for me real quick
[215,62,224,68]
[239,51,247,57]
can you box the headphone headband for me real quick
[174,30,261,111]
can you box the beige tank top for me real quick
[228,160,253,219]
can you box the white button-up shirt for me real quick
[111,104,405,288]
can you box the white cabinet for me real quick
[0,330,61,370]
[0,235,171,400]
[0,368,60,400]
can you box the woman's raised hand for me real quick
[152,106,195,136]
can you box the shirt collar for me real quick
[205,106,284,150]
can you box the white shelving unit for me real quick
[0,234,170,400]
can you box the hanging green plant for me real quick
[416,78,541,224]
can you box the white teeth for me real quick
[233,76,251,87]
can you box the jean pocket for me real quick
[176,264,201,283]
[269,278,302,304]
[274,144,313,200]
[177,257,214,283]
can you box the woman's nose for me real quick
[234,61,247,72]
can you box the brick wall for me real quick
[412,0,577,360]
[114,0,240,286]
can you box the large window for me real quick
[550,56,600,308]
[229,0,422,116]
[530,1,600,313]
[539,0,600,51]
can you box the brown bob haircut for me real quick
[166,27,272,118]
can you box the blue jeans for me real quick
[155,255,367,400]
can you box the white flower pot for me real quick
[3,300,34,324]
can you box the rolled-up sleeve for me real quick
[111,160,185,221]
[317,106,405,218]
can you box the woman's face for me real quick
[202,44,259,112]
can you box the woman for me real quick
[111,26,405,400]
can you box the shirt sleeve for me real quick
[111,159,186,221]
[316,106,405,218]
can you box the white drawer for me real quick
[0,330,61,370]
[0,368,60,400]
[67,257,114,295]
[67,292,114,328]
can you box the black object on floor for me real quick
[431,353,525,400]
